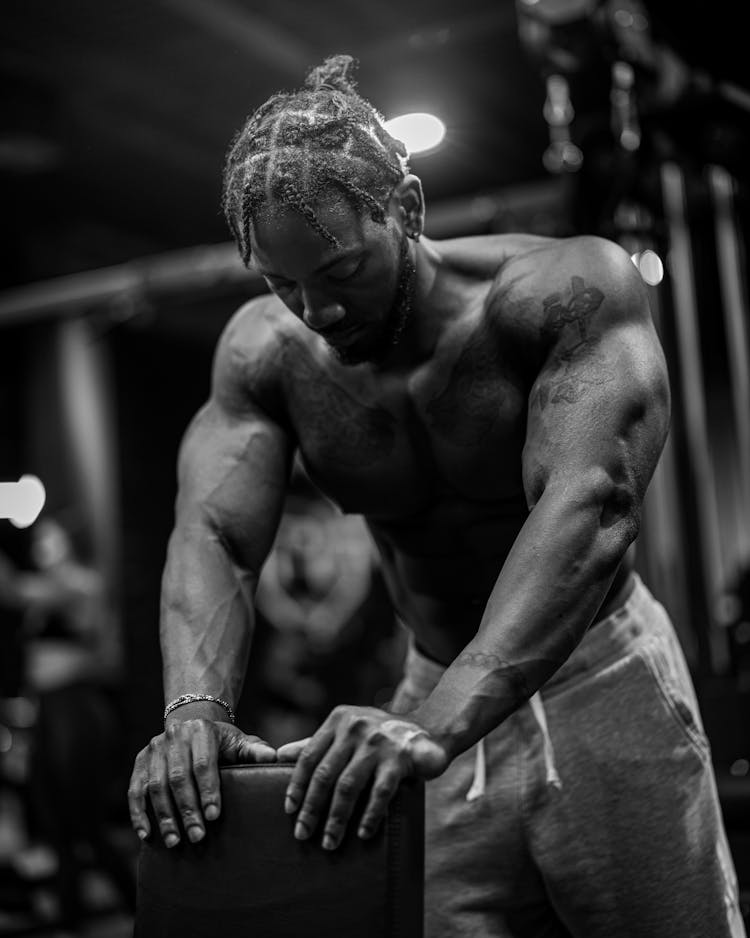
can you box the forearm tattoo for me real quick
[454,650,533,702]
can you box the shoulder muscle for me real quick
[519,236,670,508]
[491,235,647,333]
[211,294,292,419]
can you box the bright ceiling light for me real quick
[383,113,446,155]
[0,475,46,528]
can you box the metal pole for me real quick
[707,165,750,561]
[639,274,697,664]
[56,318,121,588]
[660,161,729,674]
[0,243,260,327]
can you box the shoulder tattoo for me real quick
[531,275,613,411]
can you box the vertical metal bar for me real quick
[640,277,697,664]
[660,161,729,674]
[707,165,750,556]
[57,318,121,594]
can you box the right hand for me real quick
[128,718,276,847]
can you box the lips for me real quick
[322,324,361,348]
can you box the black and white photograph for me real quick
[1,1,749,935]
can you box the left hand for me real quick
[276,705,448,850]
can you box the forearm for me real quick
[161,521,257,719]
[412,485,636,759]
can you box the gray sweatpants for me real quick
[389,574,745,938]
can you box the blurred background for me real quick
[1,0,749,934]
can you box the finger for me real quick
[190,724,221,825]
[284,729,334,814]
[285,727,336,825]
[236,734,277,764]
[294,740,356,842]
[217,725,276,765]
[127,749,151,841]
[145,741,182,848]
[357,763,402,840]
[276,737,311,763]
[322,752,378,850]
[164,723,205,844]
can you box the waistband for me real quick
[544,571,656,692]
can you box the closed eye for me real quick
[327,258,364,282]
[264,255,364,289]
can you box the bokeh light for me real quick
[0,474,46,528]
[631,249,664,285]
[383,113,446,155]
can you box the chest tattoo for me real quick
[425,320,506,446]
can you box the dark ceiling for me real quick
[2,0,550,286]
[2,0,749,291]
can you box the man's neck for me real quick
[376,238,469,373]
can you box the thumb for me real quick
[276,737,311,763]
[217,725,277,764]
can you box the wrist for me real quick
[163,693,236,726]
[409,705,459,761]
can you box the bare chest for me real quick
[282,333,530,517]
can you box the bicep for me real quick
[522,314,670,521]
[175,399,293,577]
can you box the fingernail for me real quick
[322,835,336,850]
[136,829,148,841]
[187,827,204,843]
[164,833,180,848]
[294,821,309,840]
[358,826,370,839]
[204,805,219,821]
[284,796,297,814]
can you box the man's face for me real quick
[249,193,415,366]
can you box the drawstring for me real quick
[528,691,562,790]
[466,738,486,801]
[466,691,562,801]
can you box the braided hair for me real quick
[221,54,410,265]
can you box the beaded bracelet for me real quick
[163,693,236,725]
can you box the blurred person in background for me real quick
[0,515,134,930]
[245,468,405,745]
[128,54,744,937]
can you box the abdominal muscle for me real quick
[368,508,638,667]
[367,498,525,665]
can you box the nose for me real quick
[301,288,346,332]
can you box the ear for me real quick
[392,174,425,240]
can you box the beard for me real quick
[332,235,416,367]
